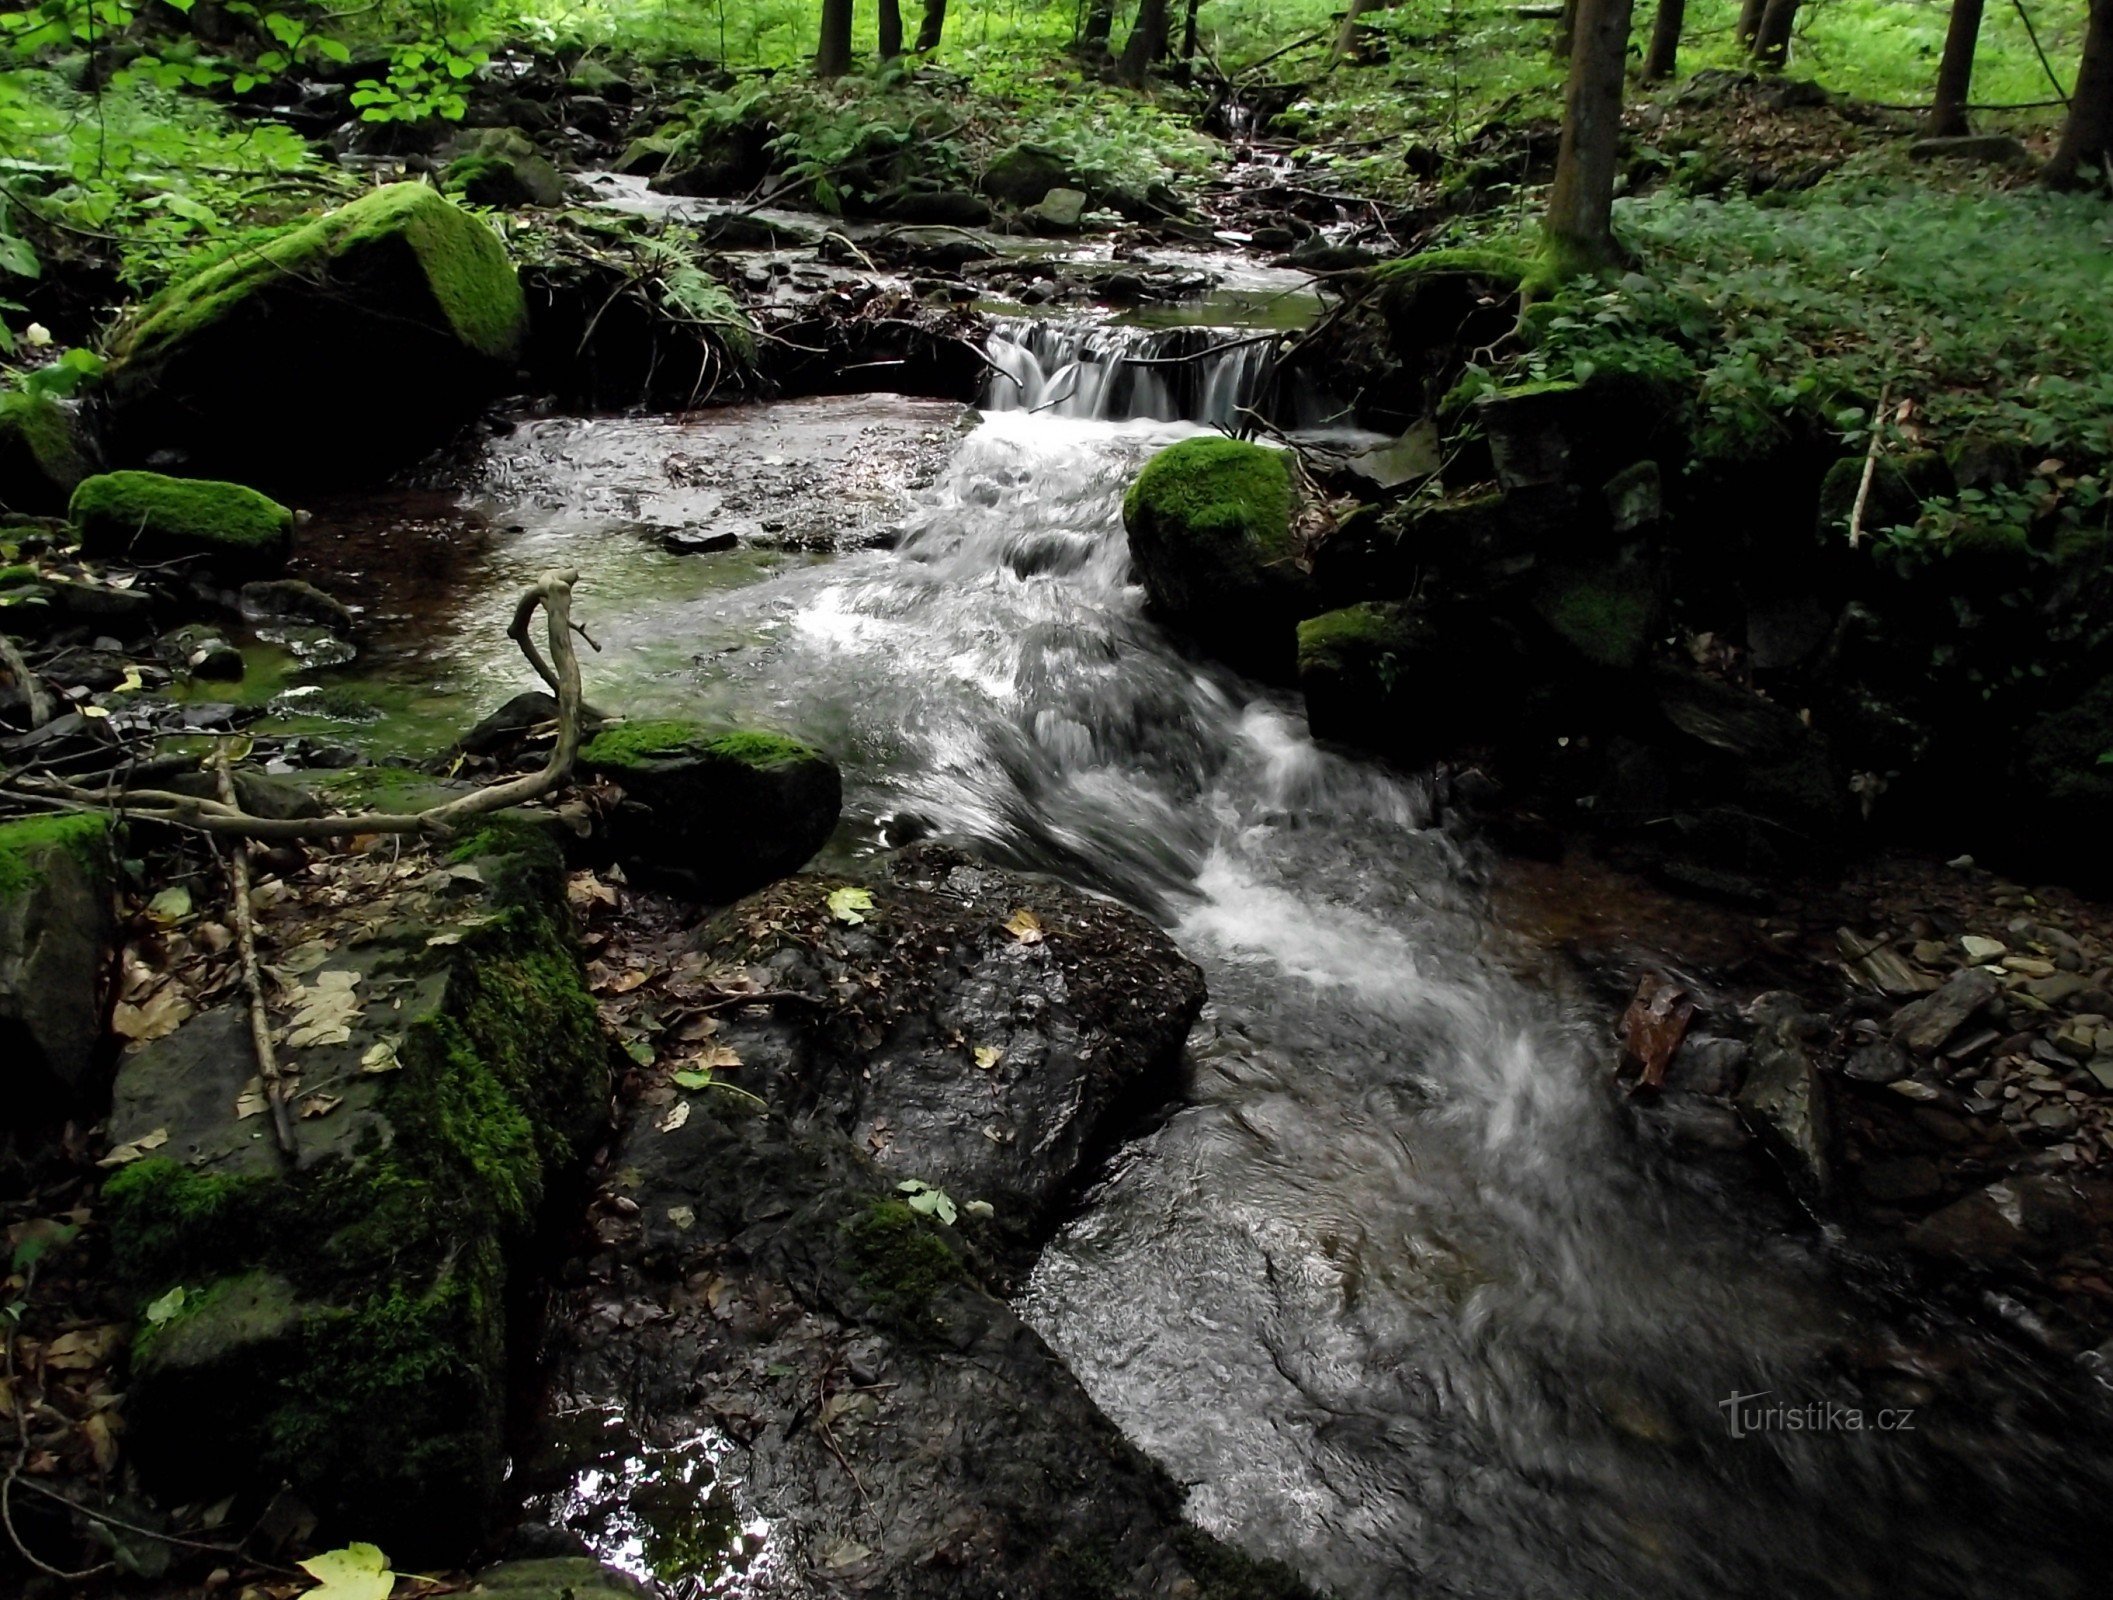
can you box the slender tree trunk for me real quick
[1333,0,1377,64]
[1080,0,1115,52]
[1735,0,1766,48]
[915,0,947,50]
[1751,0,1798,67]
[1556,0,1578,56]
[878,0,904,57]
[1927,0,1984,134]
[1544,0,1636,275]
[816,0,853,77]
[2046,0,2113,186]
[1641,0,1682,81]
[1181,0,1202,63]
[1117,0,1170,84]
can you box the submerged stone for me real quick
[579,718,841,900]
[104,183,527,482]
[1122,435,1313,678]
[103,827,607,1559]
[0,813,114,1124]
[71,470,293,573]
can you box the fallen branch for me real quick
[0,635,52,729]
[215,747,297,1159]
[4,570,594,842]
[1846,384,1892,548]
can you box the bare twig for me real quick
[5,571,592,842]
[1847,384,1892,548]
[0,635,52,729]
[215,748,297,1159]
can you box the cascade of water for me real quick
[983,316,1338,431]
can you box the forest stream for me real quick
[273,312,2113,1600]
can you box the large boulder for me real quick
[694,843,1206,1244]
[71,470,293,573]
[979,144,1072,208]
[104,183,527,482]
[102,826,607,1560]
[442,128,569,209]
[1122,436,1314,678]
[577,719,841,900]
[2013,673,2113,892]
[1645,665,1845,867]
[0,814,113,1126]
[0,387,88,516]
[1297,600,1526,766]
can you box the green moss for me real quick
[70,470,292,566]
[1296,602,1421,676]
[580,718,818,770]
[0,812,110,899]
[1122,436,1294,559]
[1534,568,1660,670]
[1371,244,1530,289]
[842,1199,960,1328]
[115,182,526,373]
[0,387,86,510]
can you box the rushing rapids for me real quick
[294,328,2113,1600]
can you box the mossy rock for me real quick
[1532,561,1663,670]
[979,144,1071,207]
[0,387,89,516]
[442,130,568,209]
[578,719,841,900]
[105,183,527,483]
[70,470,292,573]
[1,813,114,1122]
[469,1559,649,1599]
[1122,436,1313,679]
[103,827,607,1559]
[2015,674,2113,888]
[1816,450,1955,544]
[1297,600,1528,765]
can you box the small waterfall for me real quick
[984,317,1339,432]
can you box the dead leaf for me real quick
[42,1326,122,1369]
[98,1128,169,1167]
[827,886,875,925]
[360,1041,402,1074]
[299,1093,344,1120]
[1619,973,1695,1094]
[658,1100,691,1134]
[112,989,193,1043]
[973,1045,1003,1071]
[1003,908,1044,945]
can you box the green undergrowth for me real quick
[581,718,818,769]
[1481,172,2113,569]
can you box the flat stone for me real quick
[2028,973,2091,1006]
[1890,967,1999,1054]
[1736,1026,1834,1199]
[1960,935,2008,963]
[1906,1176,2089,1263]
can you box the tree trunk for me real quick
[1181,0,1202,63]
[1544,0,1636,275]
[878,0,904,57]
[2046,0,2113,187]
[1927,0,1984,135]
[1735,0,1766,48]
[915,0,947,50]
[1555,0,1578,56]
[1333,0,1377,64]
[1117,0,1170,84]
[1751,0,1797,67]
[1080,0,1115,53]
[1641,0,1682,81]
[816,0,853,77]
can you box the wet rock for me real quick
[1602,459,1663,533]
[240,578,355,636]
[104,184,527,482]
[0,386,90,516]
[1022,186,1088,232]
[696,843,1205,1244]
[0,814,113,1124]
[1645,666,1845,866]
[1735,995,1834,1199]
[1287,238,1376,271]
[1532,559,1662,670]
[105,827,608,1560]
[468,1558,647,1599]
[1858,1155,1945,1205]
[1844,1041,1912,1085]
[1907,1176,2096,1263]
[156,623,244,679]
[1123,435,1314,679]
[443,128,569,208]
[1297,599,1524,766]
[1891,967,2000,1055]
[73,471,293,574]
[160,766,326,821]
[873,187,993,227]
[456,689,605,760]
[578,719,841,900]
[979,144,1071,207]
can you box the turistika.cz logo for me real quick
[1718,1390,1917,1439]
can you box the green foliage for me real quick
[580,718,817,768]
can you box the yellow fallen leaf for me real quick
[658,1100,691,1134]
[296,1542,396,1600]
[827,886,875,925]
[1003,908,1044,945]
[973,1045,1003,1071]
[98,1128,169,1167]
[299,1093,345,1120]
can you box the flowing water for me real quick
[307,328,2113,1598]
